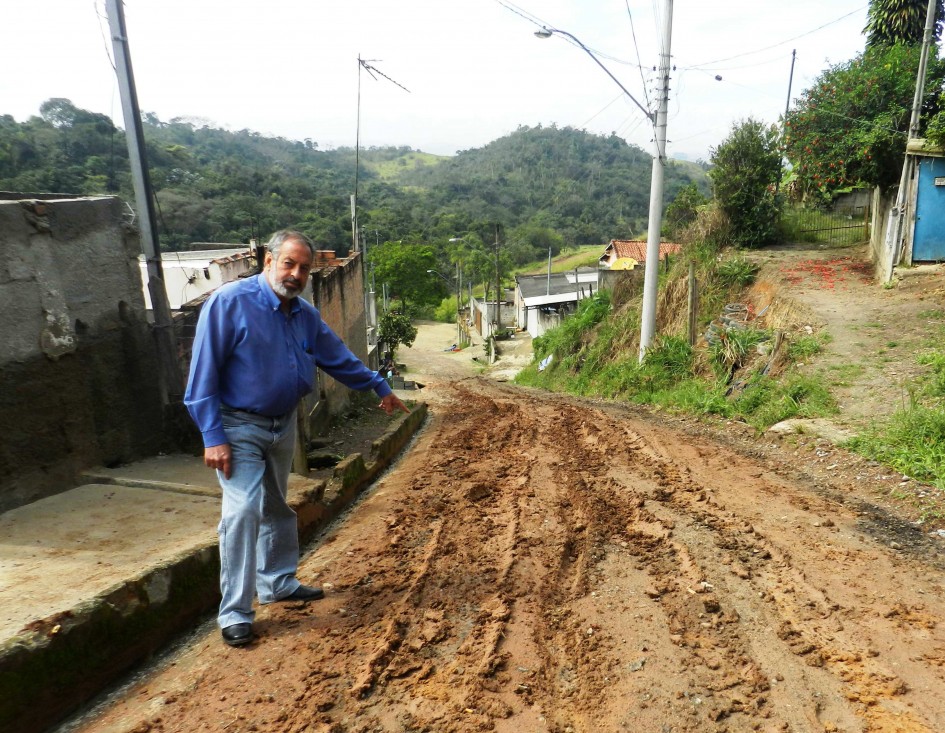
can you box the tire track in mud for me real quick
[484,381,945,732]
[70,379,945,733]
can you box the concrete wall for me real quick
[470,295,516,338]
[0,197,164,510]
[869,186,897,280]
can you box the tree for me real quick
[377,311,417,356]
[663,183,708,240]
[784,44,944,197]
[368,241,441,310]
[865,0,943,47]
[708,119,782,248]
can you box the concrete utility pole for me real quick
[775,49,797,193]
[638,0,674,362]
[494,228,502,331]
[886,0,938,279]
[106,0,183,403]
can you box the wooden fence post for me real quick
[687,261,698,346]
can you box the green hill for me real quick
[0,100,708,256]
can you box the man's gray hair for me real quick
[265,230,316,258]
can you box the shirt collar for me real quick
[256,272,302,314]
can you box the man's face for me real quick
[265,239,313,301]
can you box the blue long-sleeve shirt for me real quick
[184,273,391,447]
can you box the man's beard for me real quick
[268,268,302,299]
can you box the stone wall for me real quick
[0,197,164,511]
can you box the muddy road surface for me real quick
[70,378,945,733]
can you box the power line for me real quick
[579,91,628,129]
[625,0,652,110]
[493,0,550,30]
[94,0,116,71]
[495,0,646,70]
[686,5,867,70]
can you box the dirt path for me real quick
[66,371,945,732]
[58,261,945,733]
[747,242,945,432]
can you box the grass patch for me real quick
[825,363,866,386]
[733,374,837,429]
[516,242,838,433]
[847,406,945,492]
[715,257,758,288]
[515,245,603,276]
[917,351,945,398]
[788,333,828,360]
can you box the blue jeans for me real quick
[217,406,302,628]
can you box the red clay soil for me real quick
[69,376,945,733]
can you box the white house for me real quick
[139,245,255,310]
[514,267,601,338]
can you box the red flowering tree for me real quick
[784,44,945,200]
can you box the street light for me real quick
[426,269,462,347]
[534,27,653,124]
[535,8,674,362]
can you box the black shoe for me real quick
[221,623,254,647]
[279,584,325,603]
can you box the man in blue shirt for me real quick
[185,230,408,647]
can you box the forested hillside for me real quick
[403,124,707,245]
[0,99,707,255]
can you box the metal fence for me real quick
[785,199,871,245]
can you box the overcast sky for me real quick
[8,1,872,161]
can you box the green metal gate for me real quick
[787,199,871,245]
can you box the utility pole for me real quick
[638,0,674,362]
[455,261,462,346]
[106,0,182,403]
[352,55,363,255]
[886,0,938,280]
[494,228,502,332]
[776,49,797,193]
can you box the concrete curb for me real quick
[0,402,428,733]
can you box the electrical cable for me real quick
[94,0,117,72]
[494,0,645,70]
[625,0,652,110]
[578,91,628,129]
[685,5,866,70]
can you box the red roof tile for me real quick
[602,239,682,262]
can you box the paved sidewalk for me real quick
[0,403,427,733]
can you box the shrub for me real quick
[709,326,769,377]
[715,257,759,288]
[709,119,783,248]
[378,310,418,356]
[433,297,457,324]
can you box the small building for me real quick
[904,140,945,263]
[138,245,255,310]
[514,268,600,338]
[599,239,682,270]
[469,293,516,339]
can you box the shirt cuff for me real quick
[202,427,228,448]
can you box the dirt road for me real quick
[68,334,945,733]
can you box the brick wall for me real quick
[175,251,372,443]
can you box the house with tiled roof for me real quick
[599,239,682,270]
